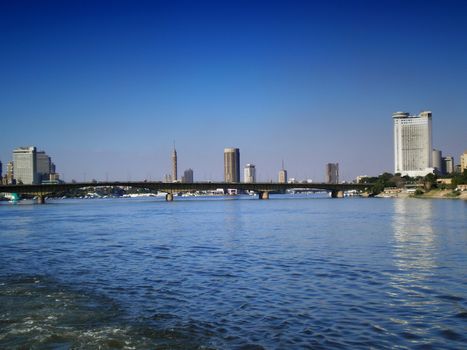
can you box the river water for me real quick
[0,195,466,349]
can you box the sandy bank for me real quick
[416,189,467,200]
[375,189,467,200]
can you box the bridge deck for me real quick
[0,181,371,195]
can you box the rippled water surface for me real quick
[1,196,466,349]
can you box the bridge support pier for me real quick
[37,195,46,204]
[258,191,270,200]
[331,190,344,198]
[165,193,174,202]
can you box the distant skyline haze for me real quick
[1,0,466,181]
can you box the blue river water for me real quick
[0,195,466,349]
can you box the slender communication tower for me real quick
[172,142,177,182]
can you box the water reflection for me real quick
[223,198,245,237]
[391,199,437,276]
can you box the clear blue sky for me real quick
[1,0,466,182]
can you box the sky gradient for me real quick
[1,0,466,182]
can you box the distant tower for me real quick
[243,164,256,183]
[172,143,177,182]
[182,168,194,183]
[224,148,240,182]
[278,160,287,183]
[6,161,14,184]
[461,151,467,173]
[393,111,433,177]
[325,163,339,184]
[443,156,454,174]
[432,149,443,174]
[36,151,52,183]
[0,159,2,179]
[12,146,38,184]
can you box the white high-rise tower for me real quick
[12,146,38,184]
[393,111,434,177]
[243,164,256,183]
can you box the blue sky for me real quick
[1,0,466,181]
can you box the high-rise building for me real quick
[243,164,256,183]
[0,160,2,179]
[393,111,433,177]
[182,168,194,183]
[172,145,177,182]
[224,148,240,182]
[325,163,339,184]
[12,146,38,184]
[36,151,52,182]
[6,161,14,184]
[461,151,467,173]
[278,160,287,183]
[432,149,443,174]
[443,156,454,174]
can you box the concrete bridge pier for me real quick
[330,190,345,198]
[165,193,174,202]
[37,195,46,204]
[258,191,270,200]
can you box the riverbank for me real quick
[414,189,467,200]
[376,188,467,200]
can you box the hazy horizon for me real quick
[1,1,466,182]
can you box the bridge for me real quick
[0,181,373,204]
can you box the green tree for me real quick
[423,173,437,191]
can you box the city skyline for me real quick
[1,109,465,184]
[1,1,466,181]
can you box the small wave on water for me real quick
[0,275,214,349]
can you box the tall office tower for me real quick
[182,168,194,183]
[172,145,177,181]
[6,161,14,184]
[224,148,240,182]
[243,164,256,183]
[393,111,433,177]
[36,151,51,182]
[0,160,2,179]
[461,151,467,172]
[278,160,287,183]
[325,163,339,184]
[432,149,443,174]
[12,146,38,184]
[443,156,454,174]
